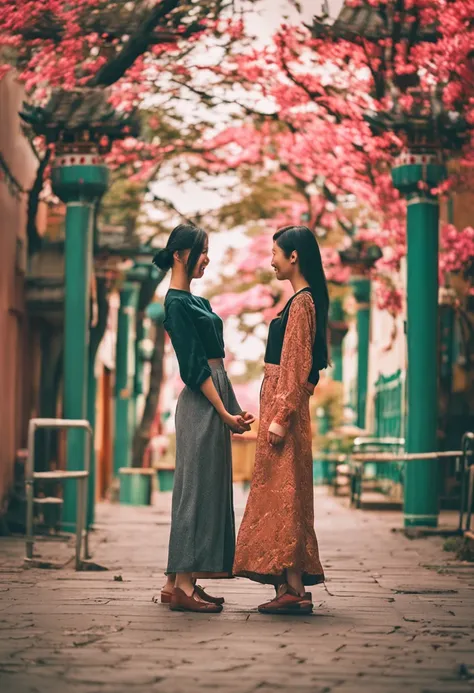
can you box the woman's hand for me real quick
[239,411,256,426]
[267,421,286,446]
[268,430,285,446]
[222,412,250,434]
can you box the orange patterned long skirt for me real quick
[233,364,325,586]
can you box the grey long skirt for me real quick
[166,362,241,577]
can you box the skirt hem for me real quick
[233,569,325,587]
[166,569,234,579]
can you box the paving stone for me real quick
[0,487,473,693]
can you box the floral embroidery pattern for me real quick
[234,293,325,586]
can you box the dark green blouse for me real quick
[164,289,225,390]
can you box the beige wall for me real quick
[0,72,37,510]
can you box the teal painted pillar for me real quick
[351,277,371,430]
[331,341,343,383]
[52,155,109,532]
[313,408,331,485]
[329,297,348,383]
[87,278,109,529]
[87,360,97,528]
[393,152,446,528]
[113,282,140,475]
[133,316,146,430]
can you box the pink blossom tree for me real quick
[195,1,474,321]
[0,1,259,247]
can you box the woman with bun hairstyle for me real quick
[233,225,328,615]
[153,224,254,613]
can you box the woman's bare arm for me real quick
[200,377,249,433]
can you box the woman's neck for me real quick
[169,268,191,293]
[290,273,310,295]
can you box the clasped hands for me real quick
[224,410,256,434]
[223,411,285,446]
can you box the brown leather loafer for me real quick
[259,585,313,615]
[159,590,172,604]
[170,587,223,613]
[194,584,225,605]
[160,584,224,605]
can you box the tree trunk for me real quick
[131,322,165,468]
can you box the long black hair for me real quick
[274,225,330,369]
[152,224,207,277]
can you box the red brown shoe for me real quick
[170,587,223,613]
[274,586,312,602]
[159,590,172,604]
[259,585,313,615]
[194,584,225,605]
[159,584,224,605]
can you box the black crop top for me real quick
[264,288,321,386]
[164,289,225,390]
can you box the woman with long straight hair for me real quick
[233,225,328,615]
[153,224,254,613]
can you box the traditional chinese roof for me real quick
[20,88,140,143]
[364,97,469,151]
[339,240,383,268]
[309,1,439,44]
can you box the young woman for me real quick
[153,224,254,613]
[233,225,328,615]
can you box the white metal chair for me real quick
[25,418,92,570]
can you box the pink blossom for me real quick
[211,285,275,320]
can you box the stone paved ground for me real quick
[1,487,474,693]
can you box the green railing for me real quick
[371,370,406,488]
[374,370,406,439]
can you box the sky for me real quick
[151,0,344,220]
[251,0,343,42]
[155,0,345,364]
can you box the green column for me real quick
[133,316,146,430]
[332,344,343,383]
[392,153,446,527]
[113,282,140,475]
[86,359,97,528]
[87,285,108,529]
[52,157,109,532]
[329,297,347,383]
[313,408,331,485]
[351,277,371,430]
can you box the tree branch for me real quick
[169,78,282,124]
[148,192,197,225]
[87,0,203,87]
[277,47,343,123]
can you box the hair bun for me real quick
[153,248,173,271]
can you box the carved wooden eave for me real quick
[26,229,158,320]
[20,88,140,145]
[364,106,469,152]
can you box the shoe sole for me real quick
[258,604,313,615]
[169,604,223,613]
[161,590,224,606]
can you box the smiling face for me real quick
[178,241,210,280]
[271,240,296,280]
[193,242,209,279]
